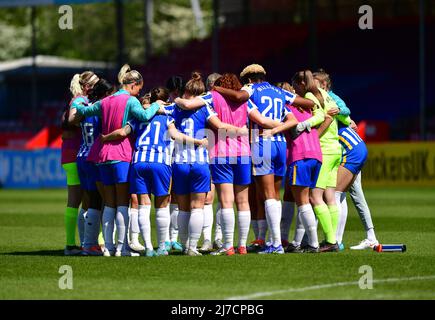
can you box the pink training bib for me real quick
[209,91,251,159]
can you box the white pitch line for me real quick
[226,275,435,300]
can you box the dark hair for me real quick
[241,72,265,85]
[166,75,185,95]
[150,86,169,103]
[184,72,205,97]
[214,73,242,91]
[292,70,324,107]
[88,78,114,103]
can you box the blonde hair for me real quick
[313,69,332,91]
[184,72,205,97]
[276,82,295,93]
[69,71,99,97]
[118,64,143,86]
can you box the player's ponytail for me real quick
[70,74,82,97]
[118,64,143,86]
[184,71,205,97]
[69,71,99,97]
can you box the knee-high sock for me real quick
[169,204,179,242]
[251,220,259,240]
[214,203,222,241]
[177,210,190,249]
[84,208,101,248]
[349,173,377,241]
[281,201,295,241]
[292,210,306,246]
[115,206,129,252]
[335,191,348,244]
[77,208,86,247]
[102,206,116,251]
[138,205,153,250]
[129,207,140,243]
[258,219,267,241]
[265,199,282,247]
[202,204,214,242]
[65,206,79,246]
[188,208,203,250]
[156,206,170,250]
[328,204,340,237]
[313,204,336,244]
[221,208,235,249]
[299,204,318,248]
[237,211,251,247]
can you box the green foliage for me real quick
[0,0,212,63]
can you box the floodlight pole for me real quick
[212,0,219,73]
[30,6,38,131]
[143,0,153,63]
[419,0,426,140]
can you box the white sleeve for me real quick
[241,84,254,98]
[284,89,296,105]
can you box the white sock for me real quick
[265,199,281,247]
[202,204,214,242]
[292,210,306,246]
[177,210,190,249]
[336,191,348,244]
[77,208,86,247]
[138,205,153,250]
[258,219,267,241]
[299,204,318,248]
[129,207,140,243]
[115,206,129,252]
[84,208,101,248]
[156,206,170,250]
[188,208,203,250]
[281,201,295,241]
[102,206,116,251]
[221,208,235,249]
[237,211,251,247]
[214,203,222,241]
[251,220,259,240]
[367,228,377,242]
[165,204,170,243]
[169,204,179,242]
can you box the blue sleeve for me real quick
[129,99,160,122]
[76,101,102,117]
[199,92,214,108]
[329,91,351,116]
[204,104,217,120]
[283,90,296,105]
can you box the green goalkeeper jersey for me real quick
[306,88,350,155]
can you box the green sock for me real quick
[313,204,336,244]
[328,204,340,237]
[65,207,78,246]
[98,230,104,246]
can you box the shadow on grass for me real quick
[1,250,65,256]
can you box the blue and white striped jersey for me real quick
[242,82,295,142]
[171,102,217,164]
[130,114,174,166]
[338,123,365,155]
[77,108,101,159]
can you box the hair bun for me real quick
[191,71,202,81]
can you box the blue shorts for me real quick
[341,144,368,175]
[98,161,130,186]
[287,158,322,189]
[173,163,211,195]
[252,140,286,177]
[210,156,252,185]
[76,157,99,191]
[129,162,172,196]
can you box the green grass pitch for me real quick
[0,187,435,300]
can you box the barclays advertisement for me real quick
[0,149,65,188]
